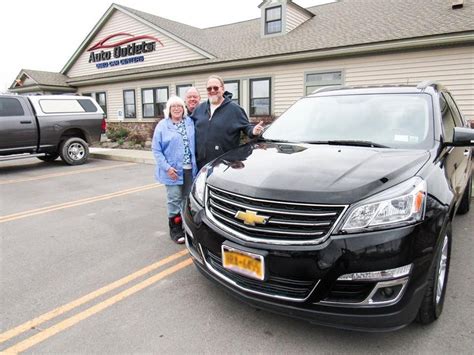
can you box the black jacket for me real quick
[192,94,255,168]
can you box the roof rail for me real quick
[311,85,344,95]
[416,80,442,91]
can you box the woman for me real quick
[152,96,198,244]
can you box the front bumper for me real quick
[184,195,439,331]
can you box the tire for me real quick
[37,153,59,162]
[416,226,451,325]
[59,137,89,165]
[457,176,471,215]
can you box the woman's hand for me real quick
[167,167,178,180]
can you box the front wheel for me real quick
[416,226,451,325]
[59,137,89,165]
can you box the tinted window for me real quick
[443,93,464,127]
[440,94,456,142]
[0,98,25,117]
[264,93,434,149]
[78,99,98,112]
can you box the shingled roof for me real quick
[65,0,474,84]
[121,0,473,60]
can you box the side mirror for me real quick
[449,127,474,147]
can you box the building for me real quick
[9,0,474,134]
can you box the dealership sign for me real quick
[87,33,163,69]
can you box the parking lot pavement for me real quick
[1,157,473,353]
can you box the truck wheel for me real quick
[457,176,471,215]
[37,153,59,162]
[416,226,451,325]
[59,137,89,165]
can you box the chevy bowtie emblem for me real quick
[235,210,269,226]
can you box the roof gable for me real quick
[62,4,214,76]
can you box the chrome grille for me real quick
[206,185,347,244]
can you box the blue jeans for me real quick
[165,169,193,217]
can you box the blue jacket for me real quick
[192,95,255,168]
[152,116,198,185]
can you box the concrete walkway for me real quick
[90,147,155,165]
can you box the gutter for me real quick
[67,32,474,86]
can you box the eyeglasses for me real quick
[206,86,221,92]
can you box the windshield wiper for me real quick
[303,140,389,148]
[326,140,389,148]
[258,137,294,143]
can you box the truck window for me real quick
[39,99,90,114]
[78,99,98,113]
[0,98,25,117]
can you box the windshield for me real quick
[263,94,434,149]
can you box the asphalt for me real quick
[89,147,155,165]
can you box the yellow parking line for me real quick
[0,250,189,345]
[0,183,163,223]
[4,258,193,354]
[0,162,136,185]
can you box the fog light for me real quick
[368,280,407,305]
[381,287,394,298]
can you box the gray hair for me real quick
[206,75,224,87]
[164,95,188,118]
[185,87,201,99]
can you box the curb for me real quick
[89,152,155,165]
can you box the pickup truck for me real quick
[0,95,105,165]
[184,81,473,331]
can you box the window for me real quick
[123,90,136,118]
[305,71,342,95]
[95,92,107,117]
[176,84,192,100]
[0,98,24,117]
[265,6,282,34]
[250,78,271,116]
[40,99,96,113]
[440,94,455,142]
[142,87,169,118]
[82,92,106,116]
[444,93,465,127]
[224,80,240,105]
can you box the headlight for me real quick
[192,166,208,205]
[341,177,426,233]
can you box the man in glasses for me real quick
[184,87,201,115]
[192,75,264,170]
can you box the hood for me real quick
[206,142,430,204]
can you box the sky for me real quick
[0,0,332,93]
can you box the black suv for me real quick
[184,82,473,331]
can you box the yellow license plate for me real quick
[222,245,264,281]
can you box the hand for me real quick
[253,121,264,136]
[167,167,178,180]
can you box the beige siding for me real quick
[67,10,205,77]
[79,45,474,121]
[285,4,312,33]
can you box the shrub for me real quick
[107,125,129,142]
[127,131,148,147]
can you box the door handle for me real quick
[20,120,32,124]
